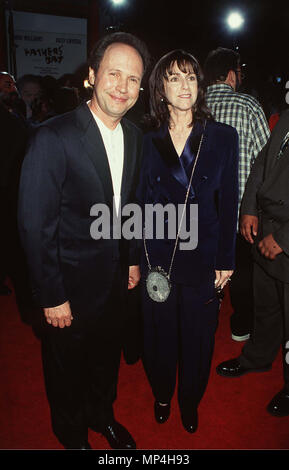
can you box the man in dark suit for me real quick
[18,32,149,449]
[216,110,289,417]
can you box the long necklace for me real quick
[144,122,206,302]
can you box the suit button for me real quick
[278,200,284,205]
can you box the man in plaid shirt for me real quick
[204,47,270,342]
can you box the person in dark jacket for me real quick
[217,110,289,417]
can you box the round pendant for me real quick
[146,267,171,303]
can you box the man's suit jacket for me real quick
[18,102,143,315]
[137,119,239,286]
[241,109,289,282]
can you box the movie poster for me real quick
[7,11,87,79]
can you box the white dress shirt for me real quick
[90,106,124,215]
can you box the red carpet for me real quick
[0,284,288,450]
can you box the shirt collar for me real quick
[207,83,234,93]
[88,101,121,135]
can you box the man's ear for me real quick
[225,70,236,90]
[88,67,95,86]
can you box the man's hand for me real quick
[258,233,283,260]
[215,270,234,289]
[128,265,140,290]
[240,214,259,244]
[44,301,73,328]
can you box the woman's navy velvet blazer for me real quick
[137,119,239,287]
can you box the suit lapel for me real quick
[261,145,289,195]
[265,117,289,172]
[152,123,205,196]
[152,124,189,191]
[77,103,114,207]
[120,119,136,207]
[261,124,289,193]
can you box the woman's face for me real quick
[163,62,198,113]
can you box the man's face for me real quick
[89,42,143,124]
[20,82,42,106]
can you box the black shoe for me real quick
[154,401,170,424]
[181,409,198,433]
[267,389,289,417]
[216,358,271,377]
[101,421,136,449]
[64,440,92,449]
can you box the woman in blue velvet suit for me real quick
[137,50,239,433]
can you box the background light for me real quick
[111,0,125,5]
[227,12,244,30]
[83,79,92,89]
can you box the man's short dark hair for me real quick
[203,47,240,86]
[88,31,150,78]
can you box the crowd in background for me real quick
[2,69,288,130]
[2,72,91,127]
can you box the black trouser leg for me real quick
[229,234,254,335]
[240,263,283,370]
[41,318,88,448]
[41,267,125,447]
[177,283,219,413]
[142,282,178,404]
[84,283,125,431]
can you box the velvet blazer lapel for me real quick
[151,122,204,197]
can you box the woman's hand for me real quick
[215,270,233,289]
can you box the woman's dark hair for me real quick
[88,31,150,78]
[148,49,212,128]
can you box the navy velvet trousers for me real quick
[141,278,219,414]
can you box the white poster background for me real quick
[9,11,87,79]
